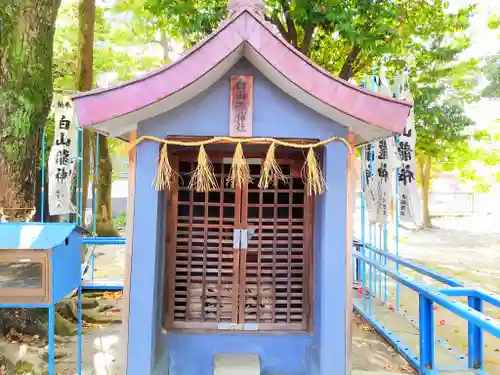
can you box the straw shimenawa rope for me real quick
[227,142,252,188]
[188,145,219,192]
[258,142,287,189]
[304,147,326,195]
[154,143,175,191]
[130,135,351,195]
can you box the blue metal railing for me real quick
[82,236,126,245]
[353,244,500,373]
[353,239,462,287]
[81,236,126,291]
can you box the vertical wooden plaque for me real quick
[229,75,253,137]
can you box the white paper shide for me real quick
[48,97,77,215]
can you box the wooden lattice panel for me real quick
[169,159,239,329]
[165,151,312,332]
[243,162,310,331]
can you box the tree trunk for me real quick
[418,154,433,228]
[95,136,118,236]
[76,0,95,226]
[0,1,62,212]
[339,45,361,81]
[0,0,67,337]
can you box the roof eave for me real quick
[72,9,412,145]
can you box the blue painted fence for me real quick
[353,239,500,374]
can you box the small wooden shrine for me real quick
[72,1,412,374]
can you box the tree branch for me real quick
[266,14,290,42]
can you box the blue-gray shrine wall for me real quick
[128,59,349,375]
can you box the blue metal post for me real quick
[372,225,376,298]
[80,126,84,224]
[76,125,80,225]
[383,224,388,303]
[395,149,400,311]
[374,226,378,298]
[468,296,483,369]
[48,304,55,375]
[395,72,401,311]
[369,67,377,313]
[361,145,367,313]
[378,225,382,298]
[91,134,100,281]
[352,247,356,283]
[355,256,361,282]
[41,127,46,223]
[368,142,374,315]
[78,285,83,375]
[361,76,368,313]
[419,294,435,370]
[368,225,373,315]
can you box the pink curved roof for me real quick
[72,8,412,143]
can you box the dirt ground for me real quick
[355,213,500,373]
[2,214,499,374]
[351,312,415,374]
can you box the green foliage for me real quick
[113,212,127,232]
[142,0,475,80]
[53,0,165,92]
[393,9,482,182]
[482,54,500,98]
[488,14,500,30]
[144,0,227,48]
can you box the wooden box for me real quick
[0,223,84,306]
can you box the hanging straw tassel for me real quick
[189,145,219,192]
[305,147,326,195]
[258,142,287,189]
[227,142,252,188]
[154,143,175,191]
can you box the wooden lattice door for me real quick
[239,159,311,331]
[165,151,312,332]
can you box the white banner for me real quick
[373,137,398,224]
[360,65,399,224]
[395,73,422,225]
[361,144,378,223]
[48,97,77,215]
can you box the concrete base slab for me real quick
[214,353,260,375]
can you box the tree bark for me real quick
[418,154,433,228]
[280,0,298,47]
[301,24,314,56]
[76,0,95,226]
[76,0,116,235]
[95,136,118,236]
[0,0,66,336]
[339,45,361,81]
[0,0,62,211]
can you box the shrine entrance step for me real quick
[213,353,260,375]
